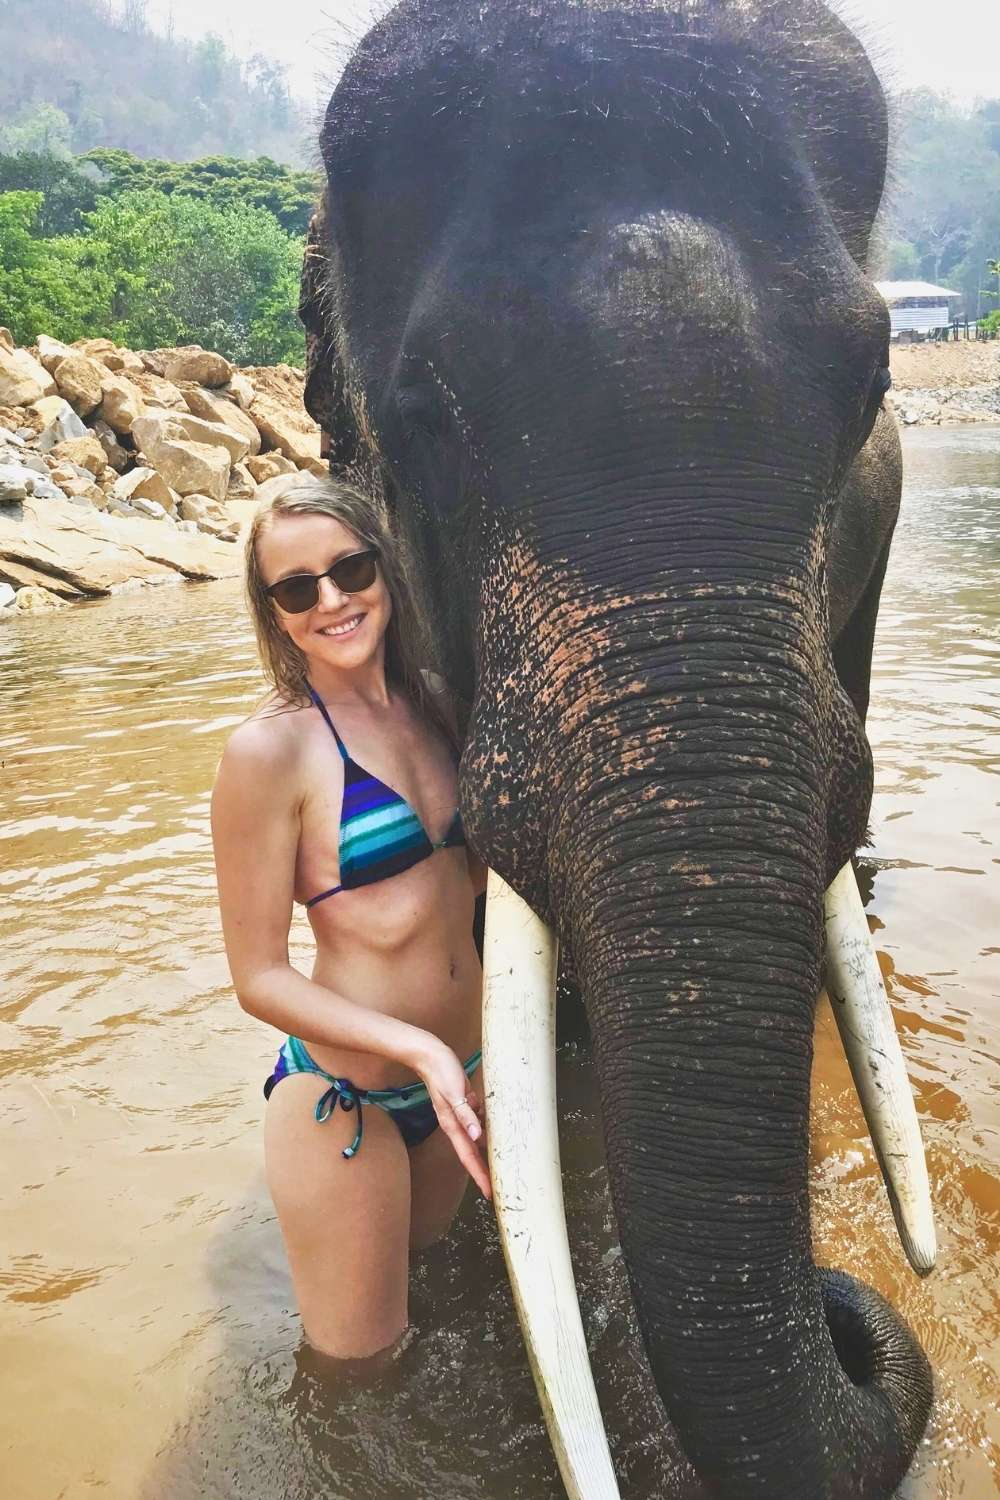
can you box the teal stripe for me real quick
[341,800,421,846]
[341,820,427,863]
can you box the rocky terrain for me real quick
[888,338,1000,427]
[0,329,324,618]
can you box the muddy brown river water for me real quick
[2,424,998,1499]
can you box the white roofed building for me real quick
[875,281,962,336]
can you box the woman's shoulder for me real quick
[217,692,308,781]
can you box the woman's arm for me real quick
[211,720,490,1193]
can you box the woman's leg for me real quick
[407,1063,482,1253]
[264,1073,413,1358]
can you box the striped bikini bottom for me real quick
[263,1034,482,1158]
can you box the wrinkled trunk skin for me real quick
[463,519,931,1497]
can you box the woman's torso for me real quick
[265,688,481,1088]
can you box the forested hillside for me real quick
[875,90,1000,317]
[0,0,310,165]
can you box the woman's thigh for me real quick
[407,1063,482,1252]
[264,1074,413,1358]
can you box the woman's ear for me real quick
[300,204,361,470]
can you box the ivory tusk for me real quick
[823,861,937,1276]
[483,870,621,1500]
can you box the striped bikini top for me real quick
[304,684,466,908]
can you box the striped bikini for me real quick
[262,681,476,1157]
[304,681,466,906]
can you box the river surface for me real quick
[1,425,998,1499]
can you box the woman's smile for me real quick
[318,613,366,638]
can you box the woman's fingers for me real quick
[435,1096,492,1198]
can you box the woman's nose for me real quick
[316,573,348,609]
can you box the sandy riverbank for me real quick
[889,339,1000,426]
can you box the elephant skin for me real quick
[302,2,933,1494]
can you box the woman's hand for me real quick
[410,1036,491,1199]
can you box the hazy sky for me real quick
[142,0,999,108]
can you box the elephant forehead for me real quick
[577,210,759,334]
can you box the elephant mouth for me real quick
[481,864,935,1499]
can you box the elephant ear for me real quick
[300,199,360,469]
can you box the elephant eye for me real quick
[397,383,447,439]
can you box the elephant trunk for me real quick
[543,603,931,1496]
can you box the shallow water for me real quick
[1,424,997,1498]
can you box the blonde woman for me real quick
[212,476,488,1359]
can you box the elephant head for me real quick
[303,1,934,1493]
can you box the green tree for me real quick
[0,153,99,234]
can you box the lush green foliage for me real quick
[0,149,320,237]
[979,310,1000,336]
[0,0,309,165]
[879,90,1000,316]
[0,188,306,365]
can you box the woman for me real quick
[212,475,489,1360]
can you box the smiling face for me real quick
[255,512,392,681]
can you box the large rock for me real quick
[0,492,242,593]
[131,414,231,501]
[34,396,90,450]
[135,408,250,464]
[91,419,130,472]
[0,328,13,353]
[110,467,176,510]
[226,371,255,410]
[97,346,145,376]
[246,452,297,483]
[182,385,261,455]
[4,584,68,613]
[131,370,187,411]
[226,462,256,502]
[35,334,73,372]
[163,346,232,387]
[0,347,56,406]
[249,390,322,466]
[98,373,146,435]
[52,352,105,416]
[0,465,28,502]
[50,435,108,476]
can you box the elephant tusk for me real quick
[823,862,937,1276]
[483,870,621,1500]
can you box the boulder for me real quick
[0,464,28,502]
[110,466,175,510]
[131,496,172,522]
[178,492,228,524]
[0,328,14,353]
[52,352,105,416]
[130,414,231,501]
[163,346,232,387]
[74,337,117,357]
[97,346,146,376]
[181,385,261,454]
[131,370,188,411]
[91,419,130,472]
[226,371,256,410]
[36,334,73,372]
[98,373,146,435]
[0,347,56,406]
[0,492,241,592]
[6,584,69,613]
[226,462,257,502]
[34,396,90,450]
[246,451,297,483]
[59,475,107,507]
[248,391,322,466]
[50,435,107,476]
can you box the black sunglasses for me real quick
[265,549,379,614]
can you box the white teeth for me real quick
[320,615,363,638]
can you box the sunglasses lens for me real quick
[332,552,377,592]
[271,576,319,614]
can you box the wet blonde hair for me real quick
[245,474,456,746]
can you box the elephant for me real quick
[299,1,935,1494]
